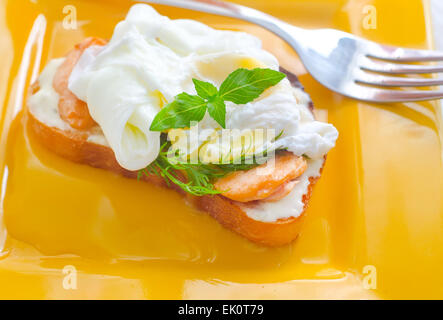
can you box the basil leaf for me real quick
[150,93,207,131]
[150,68,285,132]
[207,96,226,128]
[192,78,218,99]
[219,68,286,104]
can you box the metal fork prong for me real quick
[355,74,443,87]
[372,89,443,102]
[367,45,443,62]
[360,58,443,74]
[351,85,443,102]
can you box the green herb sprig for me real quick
[149,68,286,131]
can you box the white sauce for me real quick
[28,58,70,131]
[27,58,108,147]
[242,158,324,222]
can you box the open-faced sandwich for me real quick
[27,4,338,246]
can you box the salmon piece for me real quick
[214,152,307,202]
[263,180,298,202]
[53,37,107,130]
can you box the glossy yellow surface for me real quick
[0,0,442,299]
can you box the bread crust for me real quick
[26,67,325,247]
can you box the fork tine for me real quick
[367,45,443,62]
[371,89,443,102]
[360,58,443,74]
[355,74,443,87]
[350,85,443,102]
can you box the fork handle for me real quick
[143,0,307,52]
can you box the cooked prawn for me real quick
[262,180,298,202]
[53,37,107,130]
[214,152,307,202]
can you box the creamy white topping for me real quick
[27,58,108,147]
[28,58,70,131]
[68,4,338,171]
[242,158,324,222]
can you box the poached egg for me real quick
[68,3,338,171]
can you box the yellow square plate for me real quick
[0,0,442,299]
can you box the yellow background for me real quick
[0,0,442,299]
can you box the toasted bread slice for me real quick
[27,49,325,247]
[27,87,324,247]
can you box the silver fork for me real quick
[144,0,443,102]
